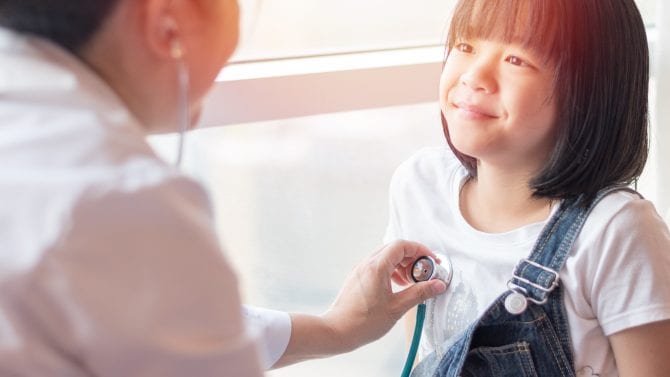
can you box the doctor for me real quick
[0,0,446,375]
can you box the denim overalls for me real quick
[411,187,638,377]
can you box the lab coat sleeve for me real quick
[243,306,291,369]
[23,175,265,376]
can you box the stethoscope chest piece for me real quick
[410,254,453,286]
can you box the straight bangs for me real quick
[446,0,563,67]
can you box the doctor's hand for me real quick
[274,240,446,368]
[323,240,447,348]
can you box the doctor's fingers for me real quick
[373,240,436,276]
[390,280,446,317]
[391,270,411,286]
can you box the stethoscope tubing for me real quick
[401,254,452,377]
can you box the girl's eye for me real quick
[505,55,530,67]
[455,43,474,53]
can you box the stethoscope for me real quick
[401,254,453,377]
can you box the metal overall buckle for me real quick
[505,259,560,315]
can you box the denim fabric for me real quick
[411,187,638,377]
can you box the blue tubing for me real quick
[401,303,426,377]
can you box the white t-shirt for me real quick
[0,28,290,376]
[384,147,670,376]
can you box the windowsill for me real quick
[197,46,444,127]
[218,45,444,81]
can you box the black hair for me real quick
[0,0,120,52]
[442,0,649,203]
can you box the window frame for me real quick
[198,46,443,126]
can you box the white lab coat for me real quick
[0,28,289,376]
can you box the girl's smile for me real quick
[451,100,499,120]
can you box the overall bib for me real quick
[412,187,637,377]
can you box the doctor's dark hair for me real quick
[441,0,649,202]
[0,0,119,52]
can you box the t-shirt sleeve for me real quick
[587,197,670,336]
[26,176,265,376]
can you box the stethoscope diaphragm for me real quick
[410,254,453,286]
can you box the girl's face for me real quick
[440,38,558,172]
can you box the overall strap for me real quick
[509,186,641,306]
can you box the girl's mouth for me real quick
[452,101,499,120]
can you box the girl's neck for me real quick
[459,164,553,233]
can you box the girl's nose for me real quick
[460,59,497,94]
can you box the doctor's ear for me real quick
[141,0,188,60]
[162,16,185,59]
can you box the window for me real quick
[232,0,453,61]
[151,1,668,375]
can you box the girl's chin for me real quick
[447,134,486,160]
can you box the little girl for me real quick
[385,0,670,376]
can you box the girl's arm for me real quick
[609,319,670,376]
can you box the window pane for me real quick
[233,0,454,61]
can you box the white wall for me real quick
[651,2,670,220]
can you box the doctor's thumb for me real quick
[394,280,446,314]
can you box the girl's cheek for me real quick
[439,71,451,104]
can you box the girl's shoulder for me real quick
[586,190,667,237]
[570,188,670,289]
[573,190,669,260]
[566,190,670,338]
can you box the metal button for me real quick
[504,291,528,315]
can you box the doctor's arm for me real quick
[273,240,446,368]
